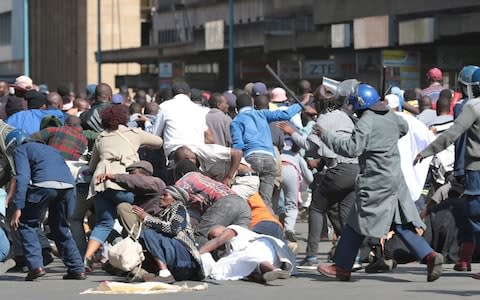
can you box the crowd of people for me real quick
[0,64,479,285]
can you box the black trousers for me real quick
[306,163,359,257]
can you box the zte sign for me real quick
[303,60,337,78]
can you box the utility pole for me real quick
[97,0,102,83]
[227,0,234,90]
[23,0,29,76]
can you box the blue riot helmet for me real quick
[5,129,30,149]
[348,84,381,111]
[458,65,480,99]
[470,68,480,98]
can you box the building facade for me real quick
[0,0,25,82]
[101,0,480,93]
[0,0,142,94]
[3,0,480,93]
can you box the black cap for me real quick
[24,90,47,109]
[172,81,190,95]
[190,88,202,102]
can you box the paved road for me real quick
[1,222,479,299]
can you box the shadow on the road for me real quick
[437,272,473,278]
[0,275,26,281]
[295,272,412,283]
[353,274,411,282]
[407,289,480,297]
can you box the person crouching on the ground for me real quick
[7,129,86,281]
[315,84,443,282]
[133,186,204,283]
[173,159,251,247]
[96,161,166,239]
[199,224,295,283]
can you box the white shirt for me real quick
[188,144,232,181]
[153,94,208,157]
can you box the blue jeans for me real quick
[246,153,277,209]
[280,164,299,232]
[0,228,9,262]
[141,228,199,281]
[455,195,480,243]
[90,189,134,243]
[68,183,91,256]
[19,187,84,272]
[334,224,433,270]
[252,220,285,241]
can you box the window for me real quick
[0,12,12,46]
[185,63,219,74]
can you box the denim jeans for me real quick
[7,204,51,257]
[280,164,299,232]
[90,189,134,243]
[68,183,92,256]
[0,228,9,262]
[19,187,84,273]
[195,194,251,246]
[141,228,198,281]
[251,220,285,241]
[334,224,433,270]
[246,153,277,209]
[455,195,480,243]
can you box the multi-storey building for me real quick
[104,0,480,92]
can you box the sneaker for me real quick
[285,231,297,243]
[297,256,318,269]
[352,262,363,272]
[262,269,290,282]
[0,258,16,275]
[351,255,363,272]
[317,264,351,281]
[425,252,443,282]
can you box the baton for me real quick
[265,64,305,109]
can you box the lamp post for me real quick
[23,0,29,76]
[97,0,102,83]
[227,0,234,90]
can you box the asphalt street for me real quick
[1,222,479,299]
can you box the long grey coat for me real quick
[321,109,425,238]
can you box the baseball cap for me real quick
[112,93,124,105]
[251,82,268,96]
[427,68,443,81]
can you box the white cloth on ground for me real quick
[209,225,292,280]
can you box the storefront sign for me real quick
[303,60,337,78]
[158,62,173,78]
[382,50,420,90]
